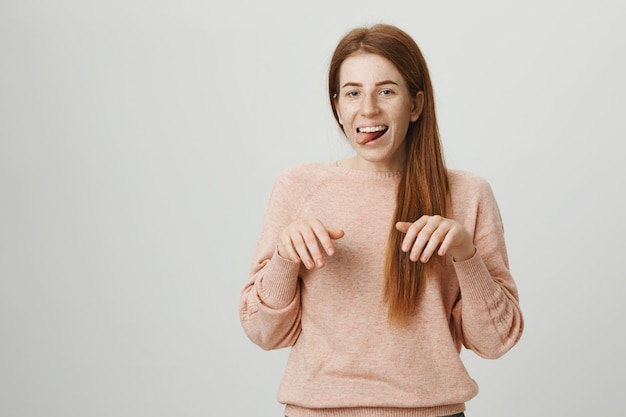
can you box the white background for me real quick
[1,1,625,416]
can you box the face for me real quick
[334,53,423,172]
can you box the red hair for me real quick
[328,24,449,325]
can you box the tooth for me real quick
[358,126,387,133]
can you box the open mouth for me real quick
[357,125,388,133]
[356,125,388,144]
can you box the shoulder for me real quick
[277,162,334,182]
[447,169,499,212]
[448,169,494,197]
[274,162,336,188]
[447,170,506,234]
[270,162,338,199]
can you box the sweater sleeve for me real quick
[239,168,304,350]
[451,177,523,359]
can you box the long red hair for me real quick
[328,24,449,325]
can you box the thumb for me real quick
[328,229,345,240]
[395,221,412,233]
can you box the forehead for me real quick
[338,53,405,86]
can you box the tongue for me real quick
[356,130,386,145]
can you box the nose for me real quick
[359,93,380,116]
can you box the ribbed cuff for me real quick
[258,250,301,309]
[284,404,465,417]
[451,249,498,305]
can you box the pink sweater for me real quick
[240,162,523,417]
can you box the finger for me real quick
[328,228,345,240]
[419,223,450,262]
[399,218,427,253]
[325,229,345,256]
[310,222,345,261]
[308,221,334,258]
[290,231,316,270]
[395,221,413,233]
[408,219,440,262]
[437,229,455,256]
[277,234,300,263]
[300,225,328,268]
[438,226,468,257]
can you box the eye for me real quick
[380,89,393,96]
[347,91,360,97]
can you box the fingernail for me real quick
[305,260,313,269]
[316,259,324,268]
[327,247,334,256]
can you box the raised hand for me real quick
[396,215,475,263]
[277,219,345,270]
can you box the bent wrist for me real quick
[451,244,476,262]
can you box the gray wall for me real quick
[1,1,624,416]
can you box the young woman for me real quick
[240,24,523,417]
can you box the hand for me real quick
[396,215,475,263]
[277,219,345,270]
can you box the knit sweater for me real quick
[239,162,523,417]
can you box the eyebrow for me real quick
[341,80,400,89]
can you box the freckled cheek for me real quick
[338,107,357,130]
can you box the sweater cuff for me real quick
[452,250,498,304]
[258,250,301,309]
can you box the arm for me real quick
[240,249,303,351]
[451,179,523,359]
[239,168,344,350]
[239,171,304,350]
[396,175,523,358]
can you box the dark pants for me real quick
[285,413,465,417]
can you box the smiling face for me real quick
[334,52,423,172]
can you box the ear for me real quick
[410,91,424,122]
